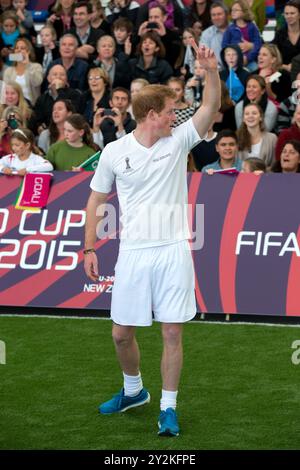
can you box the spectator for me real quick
[35,24,60,74]
[81,67,111,126]
[191,19,203,43]
[276,71,300,133]
[223,0,266,33]
[49,34,89,90]
[237,103,277,166]
[202,128,243,173]
[129,31,173,84]
[29,64,82,134]
[187,0,212,32]
[12,0,35,38]
[272,0,300,74]
[275,104,300,160]
[185,58,206,106]
[136,0,184,33]
[222,0,262,72]
[0,10,24,64]
[220,44,250,102]
[46,113,97,170]
[257,44,292,104]
[93,87,136,148]
[3,37,43,105]
[105,0,140,27]
[137,4,182,68]
[271,139,300,172]
[200,2,229,71]
[66,1,105,62]
[48,0,75,41]
[0,0,12,15]
[38,99,75,153]
[93,35,131,89]
[127,77,149,118]
[235,75,278,131]
[112,17,134,60]
[90,0,111,35]
[0,127,53,174]
[241,157,266,173]
[0,105,26,156]
[0,80,32,122]
[167,77,196,126]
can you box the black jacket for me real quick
[100,112,136,147]
[129,56,173,84]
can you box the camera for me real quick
[147,22,159,29]
[102,109,117,117]
[8,53,24,62]
[7,114,19,130]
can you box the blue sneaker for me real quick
[99,388,150,414]
[158,408,180,436]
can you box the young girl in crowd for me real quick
[241,157,266,173]
[222,0,262,71]
[46,114,98,170]
[90,0,111,34]
[0,10,24,64]
[127,78,149,119]
[0,127,53,175]
[185,58,206,106]
[12,0,34,36]
[0,105,26,156]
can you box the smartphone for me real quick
[147,22,159,29]
[102,109,116,116]
[8,53,24,62]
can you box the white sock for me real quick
[160,389,178,411]
[123,372,143,397]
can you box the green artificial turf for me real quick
[0,316,300,450]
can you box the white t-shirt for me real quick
[0,152,53,173]
[15,75,30,102]
[90,118,202,250]
[249,140,262,158]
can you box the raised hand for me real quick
[188,39,218,71]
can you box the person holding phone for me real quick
[0,105,26,157]
[92,87,136,148]
[3,38,43,106]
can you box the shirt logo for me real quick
[123,157,134,173]
[153,153,171,162]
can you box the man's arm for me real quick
[190,42,221,139]
[84,190,108,281]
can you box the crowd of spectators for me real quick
[0,0,300,174]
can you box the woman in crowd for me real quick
[93,35,131,89]
[222,0,262,71]
[48,0,75,40]
[167,76,196,126]
[187,0,212,32]
[213,80,236,132]
[235,75,278,131]
[46,114,98,170]
[237,103,277,167]
[0,105,26,156]
[3,37,43,106]
[81,67,111,127]
[174,27,197,79]
[0,127,53,175]
[35,24,60,74]
[38,99,75,154]
[129,31,173,84]
[257,43,291,104]
[271,139,300,173]
[275,104,300,160]
[0,81,32,122]
[105,0,140,27]
[272,0,300,73]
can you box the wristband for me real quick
[83,248,95,255]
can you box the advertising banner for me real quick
[0,172,299,317]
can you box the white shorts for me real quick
[111,240,196,326]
